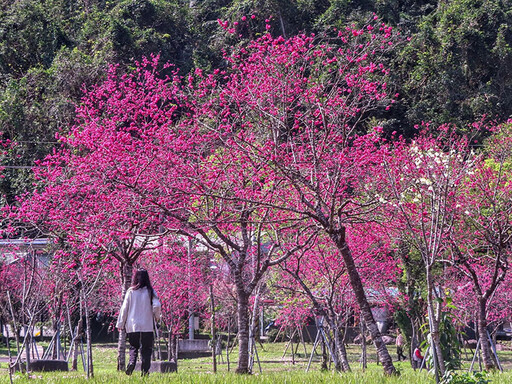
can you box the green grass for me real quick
[0,369,434,384]
[1,342,512,383]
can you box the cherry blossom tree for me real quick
[15,186,164,370]
[194,17,401,375]
[378,127,476,377]
[444,124,512,370]
[156,147,310,374]
[10,16,403,375]
[276,234,354,372]
[17,54,304,374]
[0,250,51,371]
[13,87,170,370]
[51,246,108,378]
[275,222,399,372]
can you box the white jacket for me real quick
[116,287,162,333]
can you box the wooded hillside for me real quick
[1,0,512,200]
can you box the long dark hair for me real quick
[131,269,154,304]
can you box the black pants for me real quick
[396,345,406,361]
[128,332,154,374]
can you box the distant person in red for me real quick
[413,346,424,369]
[116,269,161,376]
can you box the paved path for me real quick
[0,345,44,366]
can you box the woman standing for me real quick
[395,329,406,361]
[116,269,162,376]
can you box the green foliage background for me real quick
[1,0,512,200]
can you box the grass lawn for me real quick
[1,341,512,383]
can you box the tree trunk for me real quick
[333,233,397,375]
[411,318,419,366]
[6,292,20,355]
[477,298,495,370]
[236,290,250,374]
[227,321,231,372]
[361,320,367,370]
[324,312,350,372]
[321,336,328,370]
[210,285,217,373]
[168,331,177,361]
[26,330,31,373]
[333,326,351,372]
[248,286,262,373]
[84,289,94,378]
[71,308,83,371]
[398,238,420,364]
[117,262,133,371]
[426,269,446,377]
